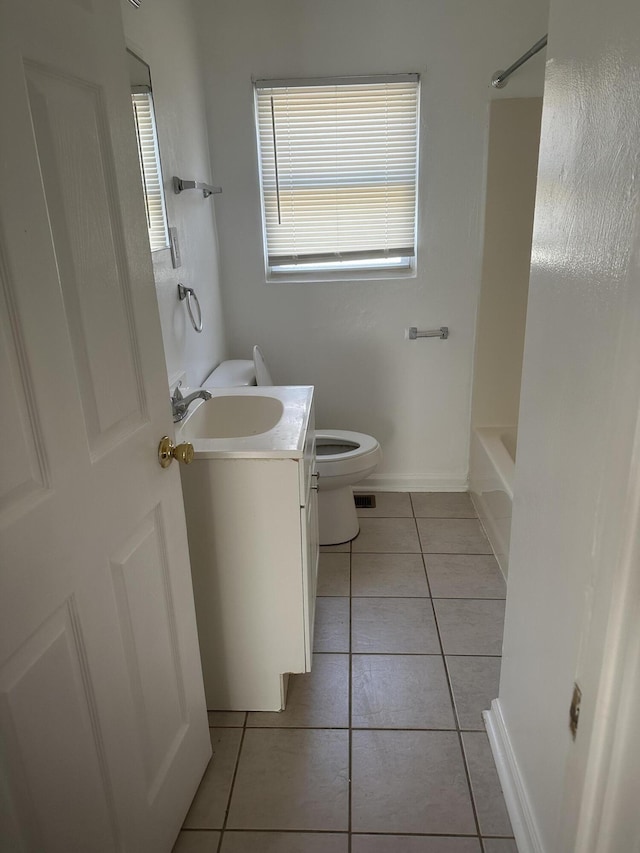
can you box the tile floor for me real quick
[174,492,515,853]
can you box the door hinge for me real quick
[569,683,582,740]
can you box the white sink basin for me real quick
[181,394,284,439]
[175,386,313,459]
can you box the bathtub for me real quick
[469,426,516,578]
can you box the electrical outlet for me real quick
[569,683,582,740]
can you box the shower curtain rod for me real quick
[491,35,548,88]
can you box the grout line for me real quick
[357,515,479,520]
[447,653,503,658]
[429,596,506,601]
[314,650,502,658]
[421,555,433,598]
[218,831,490,838]
[221,724,495,733]
[243,725,350,731]
[350,551,495,556]
[215,709,249,853]
[238,725,464,732]
[320,594,505,602]
[318,595,505,608]
[335,594,433,599]
[411,509,422,556]
[429,568,485,847]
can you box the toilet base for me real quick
[318,485,360,545]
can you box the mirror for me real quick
[127,49,169,252]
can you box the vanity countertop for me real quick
[175,385,314,459]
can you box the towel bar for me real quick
[408,326,449,340]
[173,176,222,198]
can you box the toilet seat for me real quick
[315,429,381,479]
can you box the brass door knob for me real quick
[158,436,194,468]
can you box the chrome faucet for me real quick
[171,385,212,423]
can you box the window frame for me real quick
[131,87,169,254]
[253,74,420,283]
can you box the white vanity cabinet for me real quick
[178,387,318,711]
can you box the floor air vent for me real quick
[354,494,376,509]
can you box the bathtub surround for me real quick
[469,98,542,574]
[469,428,516,577]
[471,99,543,433]
[121,0,227,386]
[192,0,549,490]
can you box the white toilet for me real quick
[202,347,381,545]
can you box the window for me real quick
[131,88,169,252]
[254,75,419,279]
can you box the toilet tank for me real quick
[203,359,256,388]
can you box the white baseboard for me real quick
[355,474,469,492]
[484,701,545,853]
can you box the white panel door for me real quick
[0,1,210,850]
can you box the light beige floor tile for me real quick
[356,491,413,517]
[227,729,349,831]
[351,553,429,597]
[313,597,350,652]
[446,656,502,730]
[183,729,242,829]
[462,732,514,837]
[173,830,220,852]
[351,730,476,834]
[317,553,350,596]
[352,836,481,853]
[352,518,421,553]
[247,655,349,728]
[482,840,518,852]
[207,711,246,727]
[434,600,505,656]
[351,598,440,654]
[426,554,506,598]
[411,492,477,518]
[221,832,348,852]
[417,518,492,554]
[352,654,455,729]
[320,542,350,553]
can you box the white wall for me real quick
[121,0,227,387]
[494,0,640,845]
[193,0,548,489]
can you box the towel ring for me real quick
[177,284,203,333]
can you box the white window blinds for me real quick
[255,75,419,272]
[131,90,168,252]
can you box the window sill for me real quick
[265,266,417,284]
